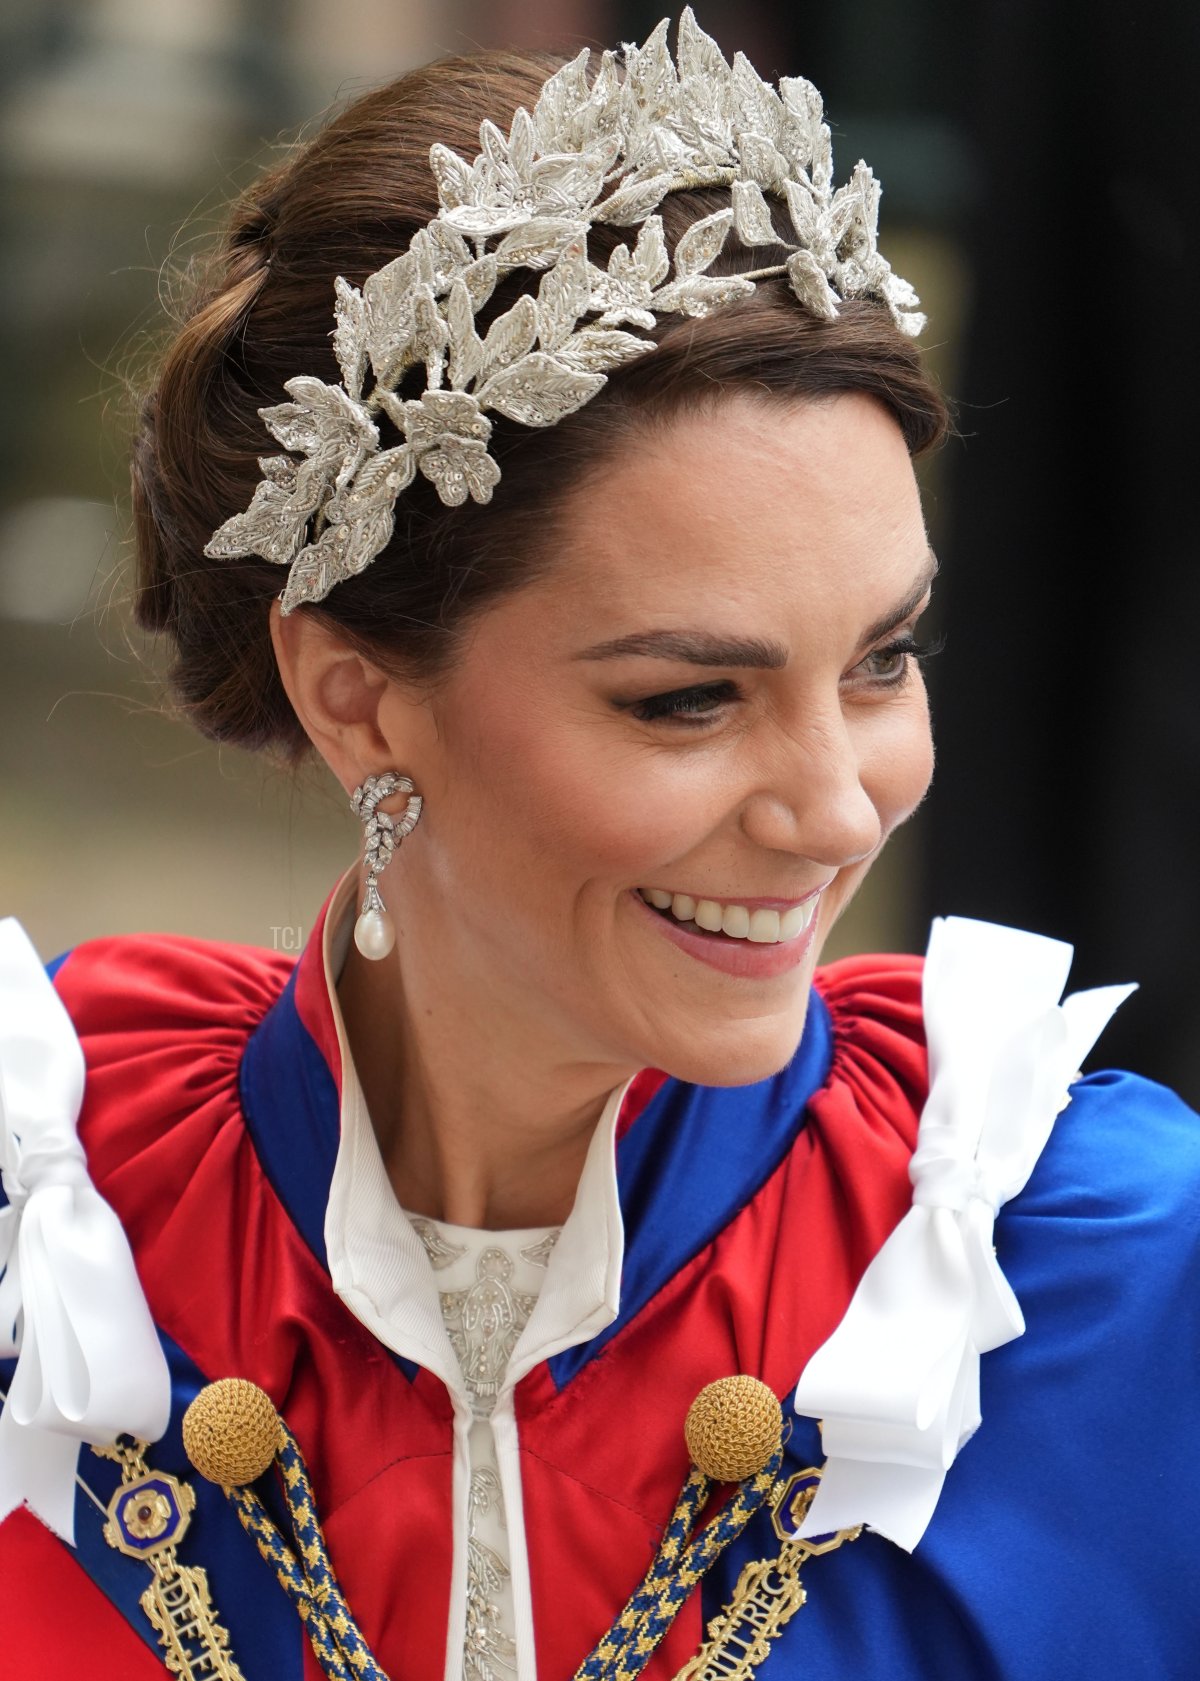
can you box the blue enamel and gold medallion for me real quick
[97,1439,245,1681]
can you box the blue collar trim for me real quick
[239,964,340,1274]
[549,991,834,1386]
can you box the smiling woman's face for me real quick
[377,389,936,1089]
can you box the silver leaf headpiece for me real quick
[205,8,925,613]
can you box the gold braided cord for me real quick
[580,1468,712,1676]
[184,1374,823,1681]
[574,1445,785,1681]
[185,1383,390,1680]
[229,1484,356,1681]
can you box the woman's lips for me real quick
[627,886,822,978]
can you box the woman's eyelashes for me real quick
[627,678,741,726]
[851,630,945,688]
[621,633,944,728]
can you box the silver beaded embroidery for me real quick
[517,1231,559,1270]
[411,1217,560,1679]
[409,1216,469,1271]
[464,1467,517,1681]
[440,1247,540,1421]
[204,7,925,614]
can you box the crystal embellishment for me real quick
[205,8,925,613]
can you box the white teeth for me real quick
[721,904,751,938]
[638,887,822,945]
[747,908,781,943]
[694,898,724,932]
[781,900,816,939]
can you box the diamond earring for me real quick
[349,772,423,960]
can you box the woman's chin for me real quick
[643,988,815,1090]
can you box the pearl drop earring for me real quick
[349,772,423,960]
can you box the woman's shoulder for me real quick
[813,942,1200,1216]
[809,942,1200,1278]
[1006,1063,1200,1238]
[814,947,925,1031]
[47,925,294,1040]
[810,948,929,1124]
[33,926,296,1196]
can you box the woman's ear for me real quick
[269,599,395,792]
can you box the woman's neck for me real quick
[335,931,634,1230]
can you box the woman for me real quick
[1,12,1197,1680]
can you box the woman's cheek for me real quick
[575,774,719,881]
[908,682,936,805]
[817,693,931,941]
[869,685,935,832]
[538,717,726,858]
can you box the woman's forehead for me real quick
[513,393,930,631]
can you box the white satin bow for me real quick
[0,918,170,1543]
[792,915,1134,1552]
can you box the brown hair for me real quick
[131,49,950,763]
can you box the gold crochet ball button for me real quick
[684,1375,783,1483]
[182,1377,282,1488]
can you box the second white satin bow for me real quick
[0,917,171,1543]
[792,915,1134,1552]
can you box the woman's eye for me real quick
[627,680,740,726]
[853,633,943,687]
[621,636,942,726]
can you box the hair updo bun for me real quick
[130,49,949,763]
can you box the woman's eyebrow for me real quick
[856,550,939,651]
[571,549,939,669]
[571,627,790,668]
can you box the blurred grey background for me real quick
[2,1,1196,1096]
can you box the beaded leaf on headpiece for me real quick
[205,8,925,614]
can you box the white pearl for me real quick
[354,908,395,961]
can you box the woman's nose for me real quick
[736,712,883,869]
